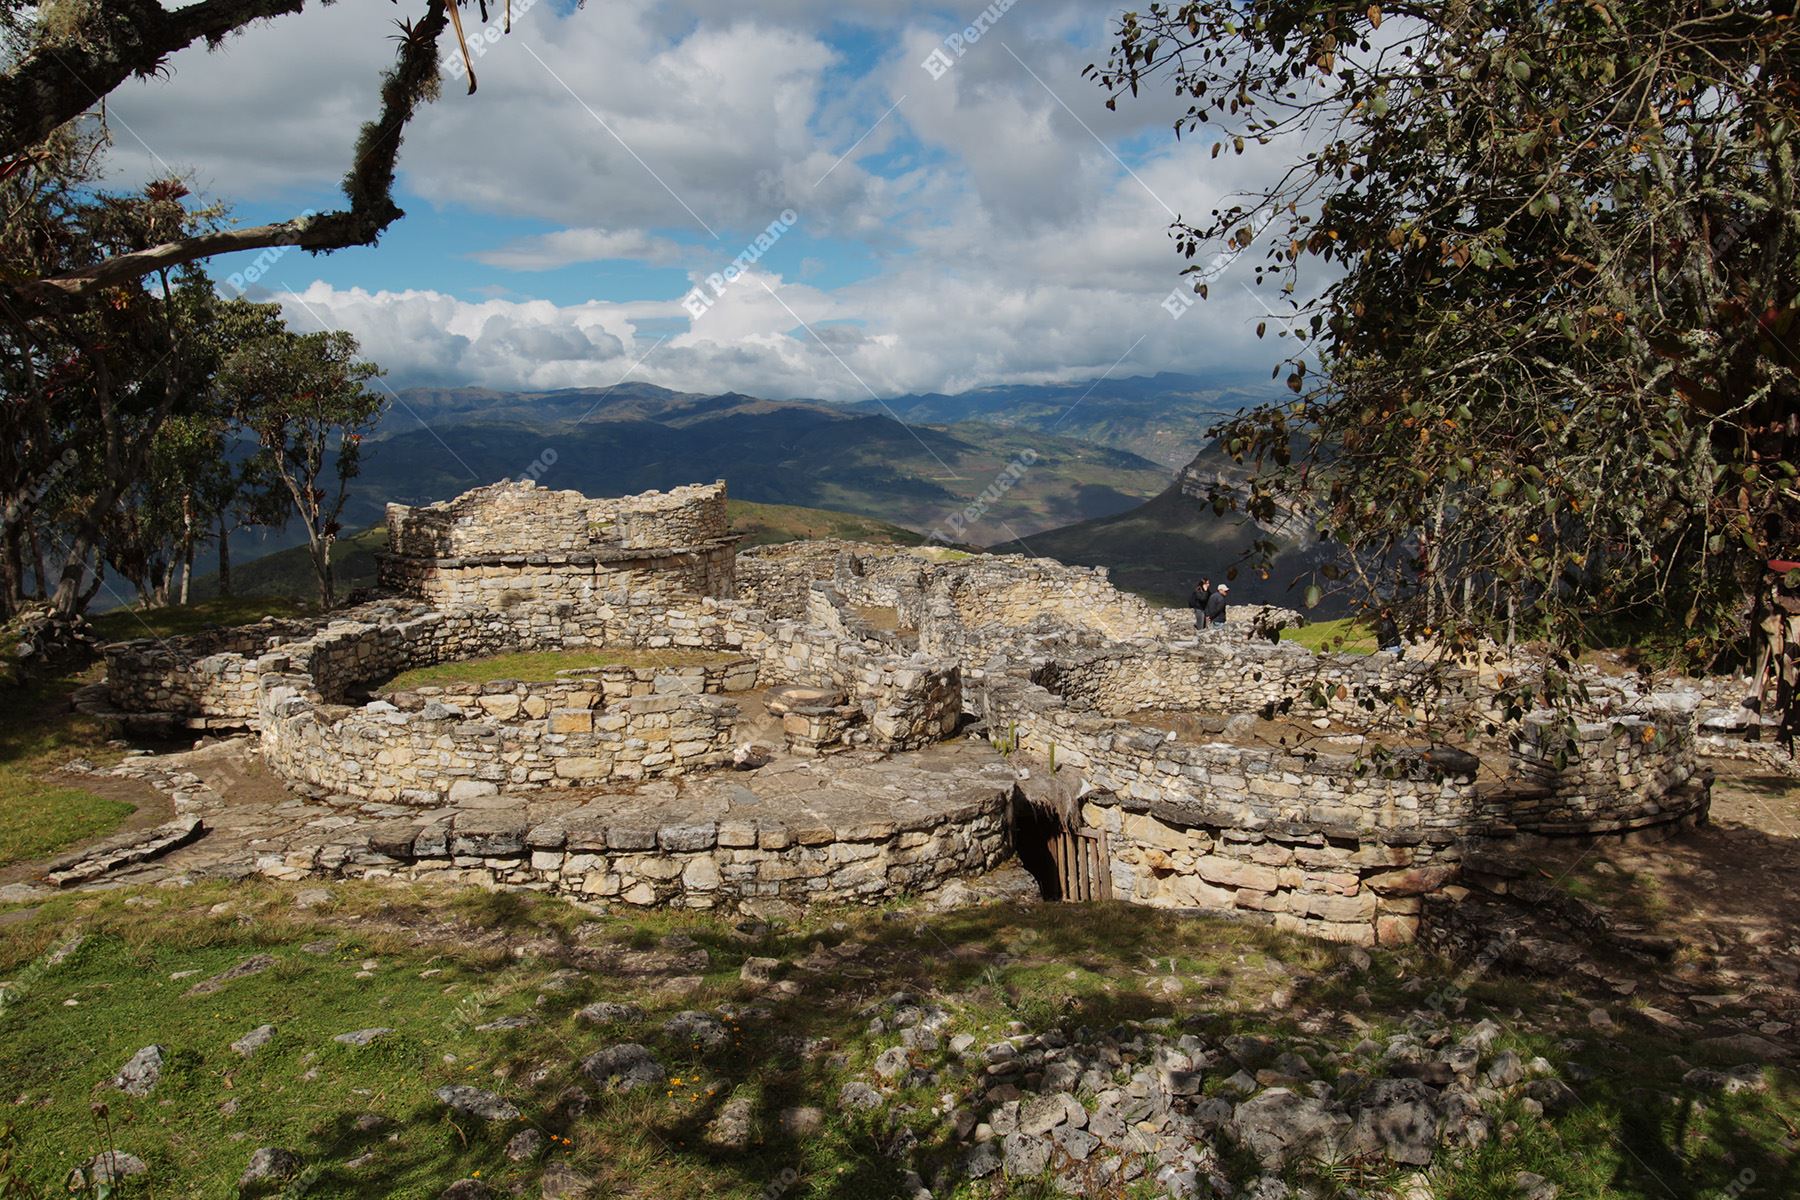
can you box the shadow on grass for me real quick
[4,869,1797,1198]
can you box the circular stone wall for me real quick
[307,742,1018,912]
[259,638,764,805]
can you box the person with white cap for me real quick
[1202,582,1229,627]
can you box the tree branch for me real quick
[4,0,452,310]
[0,0,312,163]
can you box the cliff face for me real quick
[993,441,1341,612]
[1171,446,1316,543]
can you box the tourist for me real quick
[1203,583,1229,627]
[1188,577,1213,630]
[1375,607,1403,656]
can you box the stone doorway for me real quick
[1013,792,1111,901]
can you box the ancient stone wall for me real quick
[982,675,1483,836]
[610,482,730,549]
[292,773,1014,911]
[374,541,738,609]
[386,480,729,558]
[1086,799,1453,947]
[257,672,744,804]
[97,493,1715,935]
[926,555,1191,646]
[381,481,737,607]
[103,619,324,727]
[386,481,597,557]
[1499,709,1710,835]
[1032,643,1472,724]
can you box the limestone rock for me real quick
[505,1129,546,1161]
[539,1162,593,1199]
[66,1151,147,1189]
[435,1085,522,1122]
[113,1045,165,1096]
[705,1095,756,1150]
[1231,1088,1350,1168]
[231,1024,277,1057]
[238,1147,301,1193]
[439,1181,496,1200]
[1348,1078,1442,1166]
[579,1043,664,1092]
[575,1001,643,1025]
[186,954,276,997]
[839,1081,883,1110]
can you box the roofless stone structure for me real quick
[91,479,1712,942]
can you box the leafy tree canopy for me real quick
[1094,0,1800,732]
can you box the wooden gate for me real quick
[1048,825,1111,902]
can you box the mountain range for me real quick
[219,372,1320,606]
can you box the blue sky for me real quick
[102,0,1291,400]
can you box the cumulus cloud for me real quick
[472,228,688,270]
[102,0,1309,398]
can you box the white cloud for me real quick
[472,228,687,270]
[100,0,1310,398]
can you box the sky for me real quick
[99,0,1298,401]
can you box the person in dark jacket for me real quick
[1203,583,1230,627]
[1374,607,1403,655]
[1187,577,1213,630]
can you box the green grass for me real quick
[726,500,930,548]
[2,880,1794,1198]
[0,779,133,869]
[186,527,388,606]
[1279,616,1377,654]
[91,594,317,643]
[0,671,139,870]
[378,648,738,692]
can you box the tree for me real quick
[224,330,385,608]
[1094,2,1800,739]
[0,0,533,311]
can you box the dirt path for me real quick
[1519,759,1800,1044]
[0,768,172,887]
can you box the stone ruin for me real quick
[88,479,1715,943]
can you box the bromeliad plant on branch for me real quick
[0,0,550,309]
[1092,1,1800,739]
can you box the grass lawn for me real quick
[1279,615,1378,655]
[379,648,740,692]
[0,672,137,870]
[91,595,317,643]
[3,596,316,870]
[0,880,1794,1198]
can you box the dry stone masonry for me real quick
[92,479,1714,934]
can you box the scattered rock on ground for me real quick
[435,1085,522,1122]
[575,1001,644,1025]
[112,1045,165,1096]
[66,1151,147,1189]
[579,1043,664,1092]
[231,1024,277,1057]
[839,1081,883,1110]
[506,1128,545,1161]
[539,1161,593,1199]
[705,1095,755,1150]
[438,1180,495,1200]
[238,1147,301,1193]
[186,954,276,997]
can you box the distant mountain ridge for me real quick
[223,372,1270,590]
[998,439,1341,612]
[838,371,1275,469]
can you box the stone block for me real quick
[550,709,594,735]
